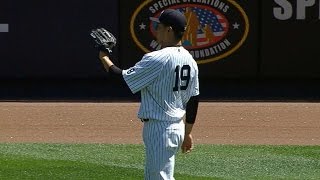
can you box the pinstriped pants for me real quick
[143,119,185,180]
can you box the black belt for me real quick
[141,118,149,122]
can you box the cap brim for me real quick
[149,17,160,23]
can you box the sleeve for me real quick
[122,54,165,94]
[109,65,123,75]
[191,64,200,96]
[186,95,199,124]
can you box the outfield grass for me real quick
[0,143,319,179]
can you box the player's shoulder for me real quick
[143,48,170,62]
[180,48,198,66]
[149,47,173,55]
[145,49,164,57]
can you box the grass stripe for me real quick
[0,143,319,179]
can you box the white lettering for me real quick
[200,49,205,57]
[158,1,164,8]
[153,3,159,11]
[149,0,230,14]
[297,0,315,19]
[273,0,320,20]
[149,6,156,14]
[163,0,168,6]
[189,39,231,59]
[223,5,229,13]
[273,0,293,20]
[224,39,231,46]
[149,0,183,14]
[150,40,162,50]
[214,0,220,7]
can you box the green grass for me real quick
[0,144,319,179]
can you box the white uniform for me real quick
[122,46,199,180]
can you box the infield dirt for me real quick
[0,102,319,145]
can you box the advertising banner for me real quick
[1,0,319,83]
[119,0,259,79]
[261,0,320,78]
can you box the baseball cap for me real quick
[150,9,187,32]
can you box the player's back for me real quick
[140,46,199,121]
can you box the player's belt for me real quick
[141,118,149,122]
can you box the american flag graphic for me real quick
[193,7,227,35]
[178,7,228,46]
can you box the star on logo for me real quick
[233,22,240,29]
[139,22,146,30]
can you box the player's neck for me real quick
[162,40,182,48]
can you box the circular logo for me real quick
[130,0,249,64]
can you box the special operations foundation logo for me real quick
[130,0,249,64]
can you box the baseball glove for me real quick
[90,28,116,55]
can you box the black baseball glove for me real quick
[90,28,116,55]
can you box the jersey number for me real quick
[173,65,191,91]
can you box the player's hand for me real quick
[181,134,193,153]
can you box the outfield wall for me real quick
[0,0,319,100]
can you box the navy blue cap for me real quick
[150,9,187,32]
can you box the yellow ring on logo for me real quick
[130,0,250,64]
[130,0,152,53]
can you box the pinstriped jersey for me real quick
[122,46,199,122]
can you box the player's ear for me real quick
[168,26,173,32]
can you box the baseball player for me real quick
[98,9,199,180]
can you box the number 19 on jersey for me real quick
[173,65,191,91]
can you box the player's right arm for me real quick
[99,51,123,74]
[122,53,165,94]
[182,62,200,153]
[182,95,199,153]
[99,51,165,94]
